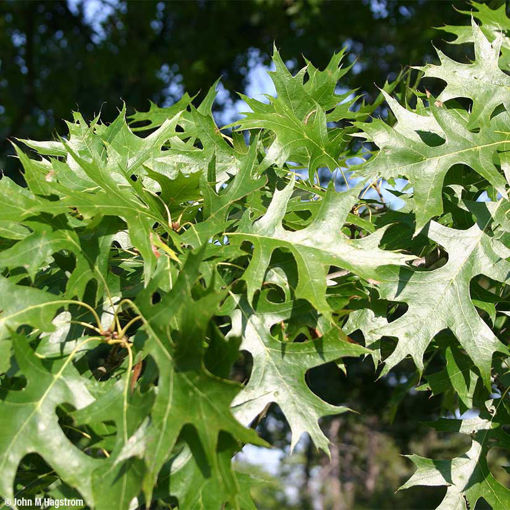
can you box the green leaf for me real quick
[356,92,508,231]
[233,178,412,315]
[374,202,510,385]
[423,20,510,127]
[401,409,510,510]
[181,141,266,247]
[0,277,65,340]
[72,380,155,510]
[157,437,256,509]
[419,345,479,411]
[135,249,264,504]
[0,334,99,506]
[128,94,193,131]
[230,292,366,452]
[441,2,510,71]
[232,48,357,177]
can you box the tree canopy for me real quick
[0,0,472,176]
[1,1,510,509]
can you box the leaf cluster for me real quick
[1,3,510,509]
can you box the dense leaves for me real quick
[0,3,509,509]
[0,0,468,174]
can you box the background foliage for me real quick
[1,1,510,509]
[0,0,475,178]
